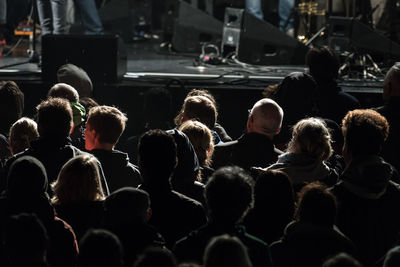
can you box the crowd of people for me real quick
[0,45,400,267]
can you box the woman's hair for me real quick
[178,120,214,167]
[203,234,252,267]
[8,117,39,155]
[51,154,105,204]
[287,117,332,161]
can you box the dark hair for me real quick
[322,253,362,267]
[0,81,24,135]
[342,109,389,157]
[87,105,127,144]
[138,129,177,180]
[79,229,123,267]
[36,97,73,136]
[295,182,337,227]
[205,166,254,223]
[79,97,99,113]
[4,213,48,263]
[306,46,340,82]
[48,83,79,102]
[133,247,177,267]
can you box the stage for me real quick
[0,35,385,140]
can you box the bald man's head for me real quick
[383,63,400,102]
[247,98,283,139]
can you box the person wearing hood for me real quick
[270,182,356,267]
[0,156,78,267]
[85,105,142,193]
[331,109,400,267]
[266,117,339,191]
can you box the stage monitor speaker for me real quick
[98,0,151,42]
[221,8,309,65]
[170,0,223,53]
[328,16,400,59]
[41,34,127,83]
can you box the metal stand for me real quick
[338,50,383,80]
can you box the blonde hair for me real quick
[174,95,217,129]
[179,120,214,166]
[8,117,39,155]
[287,117,332,161]
[52,154,105,204]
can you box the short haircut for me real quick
[383,63,400,101]
[322,253,362,267]
[295,182,337,227]
[36,97,73,137]
[342,109,389,156]
[4,213,48,263]
[175,95,217,129]
[138,129,177,179]
[48,83,79,102]
[104,187,150,225]
[79,229,123,267]
[179,120,214,166]
[52,154,104,204]
[205,166,254,223]
[203,234,252,267]
[306,46,339,82]
[248,98,284,136]
[86,105,127,144]
[8,117,39,155]
[383,246,400,267]
[0,81,24,135]
[287,117,332,161]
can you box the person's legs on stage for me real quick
[73,0,103,34]
[37,0,67,35]
[279,0,295,36]
[245,0,263,20]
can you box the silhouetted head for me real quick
[8,117,39,155]
[133,247,177,267]
[57,63,93,97]
[322,253,363,267]
[306,46,340,84]
[48,83,79,102]
[383,62,400,102]
[0,80,24,135]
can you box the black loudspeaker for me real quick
[98,0,151,42]
[41,34,127,83]
[169,0,223,53]
[221,8,309,65]
[328,16,400,59]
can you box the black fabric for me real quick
[90,149,141,193]
[212,132,282,172]
[0,133,9,167]
[139,184,207,249]
[270,220,356,267]
[54,201,105,241]
[331,156,400,267]
[174,222,273,267]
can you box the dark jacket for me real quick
[174,221,273,267]
[139,183,207,249]
[1,136,109,195]
[331,155,400,266]
[54,201,105,241]
[212,132,282,172]
[90,149,142,193]
[270,220,356,267]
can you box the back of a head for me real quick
[383,62,400,101]
[133,247,177,267]
[205,166,254,224]
[87,105,127,145]
[247,98,283,137]
[79,229,123,267]
[342,109,389,157]
[295,182,337,227]
[143,87,173,124]
[7,155,48,196]
[52,154,104,204]
[4,213,48,264]
[177,95,217,129]
[138,129,177,181]
[178,120,214,166]
[8,117,39,155]
[203,234,252,267]
[383,246,400,267]
[104,187,150,227]
[322,253,363,267]
[48,83,79,102]
[287,117,333,161]
[57,63,93,98]
[36,97,73,137]
[271,72,318,124]
[306,46,339,83]
[0,81,24,135]
[254,170,295,216]
[186,89,217,107]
